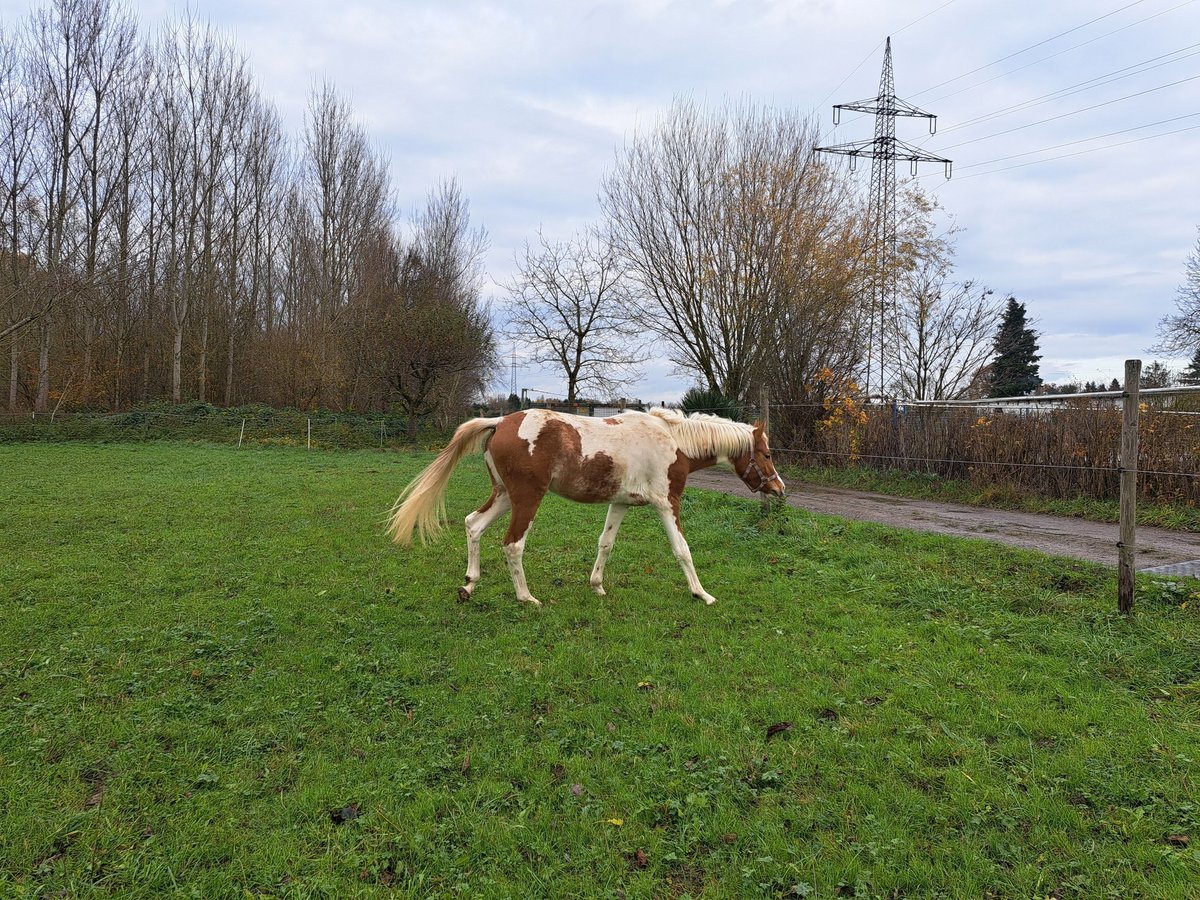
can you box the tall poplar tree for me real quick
[987,297,1042,397]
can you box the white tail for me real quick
[386,417,502,546]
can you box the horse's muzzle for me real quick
[760,476,786,498]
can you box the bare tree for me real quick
[892,253,1001,400]
[26,0,100,411]
[603,98,863,403]
[301,80,390,405]
[0,30,43,406]
[0,0,498,417]
[504,226,643,403]
[375,181,494,436]
[1152,227,1200,357]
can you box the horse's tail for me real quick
[386,416,503,547]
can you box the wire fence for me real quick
[0,407,457,451]
[4,390,1198,506]
[778,397,1199,505]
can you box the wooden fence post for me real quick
[760,387,771,516]
[1119,358,1141,615]
[307,418,312,450]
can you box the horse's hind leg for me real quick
[502,492,545,607]
[461,488,511,600]
[589,503,628,596]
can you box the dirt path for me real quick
[687,468,1199,571]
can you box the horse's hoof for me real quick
[524,597,543,607]
[457,585,472,602]
[591,583,606,596]
[694,592,717,605]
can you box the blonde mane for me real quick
[648,407,753,460]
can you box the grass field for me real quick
[1,442,1198,898]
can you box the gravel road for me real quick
[688,467,1199,571]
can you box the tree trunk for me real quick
[172,324,183,402]
[224,326,235,406]
[8,337,18,411]
[35,319,50,413]
[81,314,94,406]
[198,307,209,403]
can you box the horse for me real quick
[386,407,785,606]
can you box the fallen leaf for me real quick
[1166,834,1190,847]
[570,783,583,796]
[330,803,361,824]
[632,848,648,868]
[766,722,794,739]
[637,681,654,691]
[461,753,471,774]
[721,832,737,844]
[84,784,105,809]
[606,817,624,827]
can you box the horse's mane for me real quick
[648,407,753,460]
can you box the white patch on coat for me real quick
[516,408,550,454]
[575,411,676,503]
[515,410,676,504]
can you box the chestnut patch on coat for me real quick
[604,417,623,425]
[538,419,622,503]
[667,450,692,529]
[486,412,545,545]
[485,412,624,544]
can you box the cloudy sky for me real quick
[5,0,1198,399]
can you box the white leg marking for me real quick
[461,492,511,599]
[589,503,629,596]
[503,532,541,607]
[655,502,717,605]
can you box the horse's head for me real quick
[732,421,786,497]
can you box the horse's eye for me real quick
[764,453,771,460]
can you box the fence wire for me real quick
[3,394,1198,505]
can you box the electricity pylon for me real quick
[816,37,952,399]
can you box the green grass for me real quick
[786,464,1200,533]
[1,443,1198,898]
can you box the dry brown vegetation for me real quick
[790,399,1200,505]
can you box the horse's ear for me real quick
[751,419,763,432]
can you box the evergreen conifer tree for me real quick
[987,297,1042,397]
[1182,347,1200,384]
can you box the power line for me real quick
[946,112,1200,170]
[910,0,1151,99]
[919,0,1197,107]
[933,121,1200,181]
[935,71,1200,152]
[840,2,1199,141]
[938,42,1200,135]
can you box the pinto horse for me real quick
[386,407,785,606]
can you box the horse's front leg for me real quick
[589,503,628,596]
[654,499,717,605]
